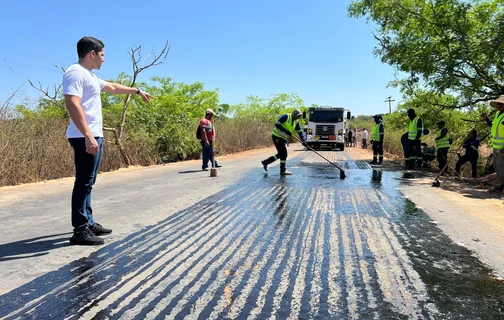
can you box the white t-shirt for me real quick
[362,130,369,139]
[63,63,107,138]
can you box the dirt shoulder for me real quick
[345,145,504,277]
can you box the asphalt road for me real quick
[1,147,503,319]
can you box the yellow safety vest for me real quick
[371,123,383,141]
[491,112,504,150]
[435,129,451,149]
[272,114,296,140]
[408,116,422,140]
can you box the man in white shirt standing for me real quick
[361,128,369,149]
[63,36,152,245]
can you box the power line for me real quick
[352,99,383,110]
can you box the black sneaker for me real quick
[261,160,268,172]
[214,164,222,168]
[90,223,112,236]
[70,227,104,245]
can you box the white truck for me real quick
[303,106,351,151]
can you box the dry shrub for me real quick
[214,118,272,154]
[0,111,159,186]
[0,110,74,186]
[0,114,276,187]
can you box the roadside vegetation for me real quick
[1,0,503,186]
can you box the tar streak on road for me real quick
[1,151,503,319]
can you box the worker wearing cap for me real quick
[261,109,307,175]
[481,95,504,190]
[370,114,384,164]
[406,108,424,169]
[199,108,221,171]
[434,120,451,171]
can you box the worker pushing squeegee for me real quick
[261,109,307,176]
[261,109,346,179]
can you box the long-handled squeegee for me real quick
[291,135,346,179]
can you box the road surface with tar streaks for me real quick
[1,150,504,319]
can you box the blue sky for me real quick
[0,0,402,116]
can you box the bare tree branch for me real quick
[1,81,27,109]
[24,41,169,167]
[28,79,65,109]
[118,41,170,140]
[53,64,66,73]
[432,96,495,109]
[3,58,16,74]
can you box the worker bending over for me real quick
[261,109,306,175]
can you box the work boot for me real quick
[261,160,268,172]
[261,156,276,172]
[90,223,112,236]
[280,170,292,176]
[70,227,104,246]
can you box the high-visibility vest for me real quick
[491,112,504,150]
[371,123,383,141]
[272,114,296,140]
[408,116,422,140]
[435,129,451,149]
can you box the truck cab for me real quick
[303,106,351,151]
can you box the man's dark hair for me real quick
[77,36,105,59]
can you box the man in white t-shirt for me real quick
[64,36,152,245]
[361,128,369,149]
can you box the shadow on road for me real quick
[0,233,72,262]
[178,170,204,174]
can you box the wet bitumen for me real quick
[1,151,503,319]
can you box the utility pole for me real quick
[385,96,395,114]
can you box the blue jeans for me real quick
[68,137,103,231]
[200,140,219,169]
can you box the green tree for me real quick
[348,0,504,108]
[382,90,481,146]
[230,93,305,123]
[124,77,220,162]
